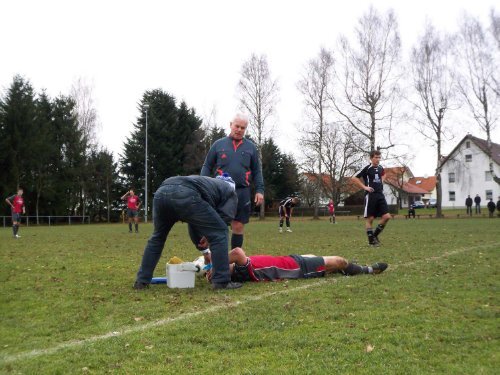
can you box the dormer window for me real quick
[465,155,472,162]
[465,141,470,148]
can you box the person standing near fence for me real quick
[465,195,473,216]
[487,199,496,218]
[121,189,141,233]
[353,150,391,247]
[474,194,481,214]
[5,188,25,238]
[328,199,336,224]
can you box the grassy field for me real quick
[1,216,499,374]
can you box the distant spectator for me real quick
[474,194,481,214]
[487,199,496,218]
[408,204,416,219]
[465,195,473,216]
[497,197,500,218]
[328,199,336,224]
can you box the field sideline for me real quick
[1,217,499,373]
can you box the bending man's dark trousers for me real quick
[136,184,231,285]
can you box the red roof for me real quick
[407,176,436,193]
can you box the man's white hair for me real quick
[231,113,249,124]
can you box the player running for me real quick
[121,189,142,233]
[5,188,25,238]
[278,196,299,233]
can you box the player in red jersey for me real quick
[327,199,336,224]
[121,189,142,233]
[5,188,25,238]
[226,247,387,282]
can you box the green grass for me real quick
[1,216,499,374]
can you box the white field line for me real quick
[1,242,497,364]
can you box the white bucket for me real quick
[166,263,196,288]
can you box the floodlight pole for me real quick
[144,104,149,223]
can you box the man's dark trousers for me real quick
[136,184,231,285]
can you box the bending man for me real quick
[134,175,242,290]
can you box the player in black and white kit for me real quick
[353,150,391,247]
[278,197,299,233]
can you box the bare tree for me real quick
[410,22,456,217]
[237,53,279,219]
[321,125,364,205]
[332,6,402,153]
[297,48,334,219]
[488,9,500,97]
[455,13,500,184]
[70,77,99,147]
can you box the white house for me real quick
[440,135,500,208]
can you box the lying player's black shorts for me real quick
[289,255,326,279]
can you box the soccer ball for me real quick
[193,256,210,277]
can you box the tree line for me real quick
[237,7,499,218]
[1,7,498,221]
[0,78,300,221]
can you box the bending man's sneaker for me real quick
[212,281,243,290]
[133,281,150,290]
[371,262,388,274]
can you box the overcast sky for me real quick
[1,0,498,177]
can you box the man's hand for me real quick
[198,236,209,249]
[364,186,374,193]
[22,208,25,214]
[254,193,264,206]
[203,252,212,265]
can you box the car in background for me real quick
[412,200,425,209]
[428,198,437,208]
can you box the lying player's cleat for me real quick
[212,281,243,290]
[133,281,150,290]
[286,228,292,233]
[371,262,388,274]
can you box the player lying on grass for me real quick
[203,246,387,283]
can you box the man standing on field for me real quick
[5,188,25,239]
[121,189,141,233]
[200,113,264,249]
[353,150,391,247]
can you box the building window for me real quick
[485,171,492,181]
[465,155,472,162]
[449,191,455,201]
[486,190,493,200]
[448,172,455,183]
[466,141,470,148]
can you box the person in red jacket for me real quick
[121,189,142,233]
[328,199,336,224]
[5,188,25,238]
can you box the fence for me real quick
[1,216,90,227]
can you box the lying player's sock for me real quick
[343,263,369,275]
